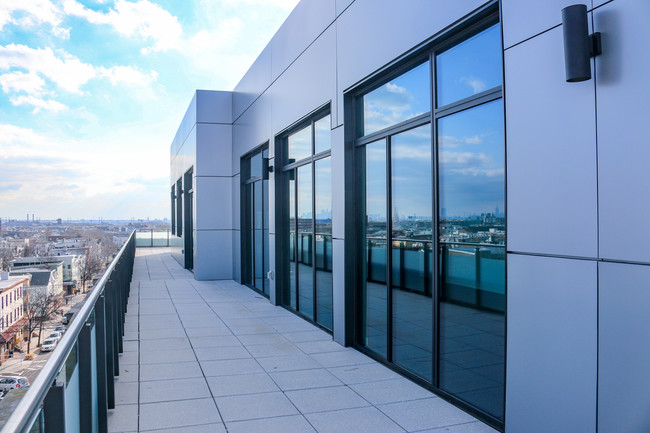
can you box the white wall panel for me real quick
[194,177,232,231]
[171,93,197,157]
[270,0,335,80]
[595,0,650,263]
[505,26,598,258]
[506,254,596,433]
[598,261,650,433]
[269,26,336,134]
[502,0,593,49]
[232,230,241,283]
[232,93,272,176]
[196,123,232,177]
[336,0,354,16]
[233,47,272,121]
[196,90,232,124]
[171,125,196,183]
[194,229,233,280]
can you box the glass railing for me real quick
[135,229,182,247]
[0,231,136,433]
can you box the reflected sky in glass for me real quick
[365,139,387,221]
[391,124,432,225]
[288,124,311,162]
[298,164,312,220]
[315,115,331,154]
[363,61,430,136]
[437,99,504,219]
[315,157,331,227]
[436,23,502,107]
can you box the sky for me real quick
[0,0,299,221]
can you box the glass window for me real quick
[297,164,314,319]
[315,157,332,329]
[390,124,433,380]
[362,138,388,358]
[288,124,312,163]
[436,23,502,107]
[250,152,263,179]
[363,61,430,136]
[314,115,331,154]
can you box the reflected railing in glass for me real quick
[439,242,505,313]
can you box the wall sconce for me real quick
[562,4,602,82]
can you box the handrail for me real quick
[0,230,136,433]
[366,237,503,248]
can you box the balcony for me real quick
[0,233,497,433]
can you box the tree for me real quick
[23,288,62,353]
[79,253,102,293]
[0,248,14,271]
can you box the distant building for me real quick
[9,266,63,297]
[0,273,27,361]
[12,255,82,293]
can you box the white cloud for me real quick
[0,0,69,38]
[63,0,183,53]
[97,65,158,87]
[0,44,96,94]
[0,71,46,95]
[0,43,159,104]
[460,76,487,94]
[10,95,68,113]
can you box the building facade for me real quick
[170,1,649,431]
[0,274,27,362]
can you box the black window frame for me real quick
[276,103,333,332]
[240,142,271,298]
[345,2,506,431]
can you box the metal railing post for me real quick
[78,322,92,432]
[43,385,65,432]
[95,295,108,433]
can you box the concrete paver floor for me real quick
[108,248,498,433]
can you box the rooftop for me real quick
[107,248,497,432]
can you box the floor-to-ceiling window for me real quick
[354,12,505,428]
[183,168,194,271]
[242,145,270,296]
[281,110,333,330]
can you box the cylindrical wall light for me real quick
[562,4,601,82]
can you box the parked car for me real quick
[45,332,62,342]
[54,326,65,333]
[47,331,63,342]
[0,376,29,391]
[41,339,58,352]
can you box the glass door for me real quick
[242,146,269,296]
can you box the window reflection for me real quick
[437,99,505,420]
[288,174,297,308]
[363,139,388,358]
[315,115,331,154]
[297,164,314,319]
[288,124,311,162]
[390,124,433,380]
[363,61,430,136]
[436,23,502,107]
[315,158,333,329]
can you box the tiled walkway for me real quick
[107,248,498,433]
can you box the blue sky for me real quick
[0,0,298,221]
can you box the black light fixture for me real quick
[562,4,602,82]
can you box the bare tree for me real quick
[23,289,63,353]
[79,254,102,293]
[21,242,36,258]
[0,248,14,271]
